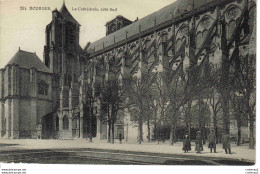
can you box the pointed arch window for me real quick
[176,38,182,51]
[227,20,236,40]
[202,30,208,40]
[196,32,202,48]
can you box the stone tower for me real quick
[44,2,81,83]
[44,2,82,138]
[105,15,132,35]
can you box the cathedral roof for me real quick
[86,0,220,55]
[7,49,51,73]
[59,2,80,25]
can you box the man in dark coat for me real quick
[222,133,231,154]
[195,131,203,153]
[182,134,191,153]
[208,129,217,153]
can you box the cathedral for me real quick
[0,0,256,141]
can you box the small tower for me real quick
[105,15,132,35]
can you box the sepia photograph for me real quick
[0,0,257,172]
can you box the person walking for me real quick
[182,133,191,153]
[222,133,231,154]
[195,131,203,153]
[208,129,217,153]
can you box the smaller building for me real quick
[0,48,53,139]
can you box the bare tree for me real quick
[99,80,129,144]
[229,53,256,149]
[125,72,157,144]
[206,64,223,143]
[229,91,245,146]
[161,64,218,145]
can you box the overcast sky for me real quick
[0,0,176,68]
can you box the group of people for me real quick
[182,130,231,154]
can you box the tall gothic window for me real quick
[176,38,182,51]
[202,30,208,40]
[196,32,202,48]
[227,20,236,40]
[63,115,69,130]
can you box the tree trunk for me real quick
[138,109,143,144]
[170,125,174,145]
[237,116,241,146]
[147,119,150,142]
[138,118,143,144]
[154,123,157,141]
[202,122,206,144]
[174,121,178,143]
[213,115,218,144]
[111,120,115,144]
[249,116,255,149]
[107,121,111,143]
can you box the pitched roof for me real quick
[59,2,80,25]
[7,49,51,73]
[86,0,220,54]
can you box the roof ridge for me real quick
[19,49,36,54]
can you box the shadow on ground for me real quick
[0,143,18,147]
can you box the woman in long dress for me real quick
[182,134,191,153]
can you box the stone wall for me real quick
[0,65,53,139]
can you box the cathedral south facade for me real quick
[0,0,256,141]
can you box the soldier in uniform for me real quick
[208,129,217,153]
[222,133,231,154]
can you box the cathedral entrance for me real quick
[41,113,55,139]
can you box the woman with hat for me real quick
[182,133,191,153]
[195,131,203,153]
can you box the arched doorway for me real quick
[41,112,55,139]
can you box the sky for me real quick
[0,0,176,68]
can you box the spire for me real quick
[62,0,65,9]
[59,1,80,25]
